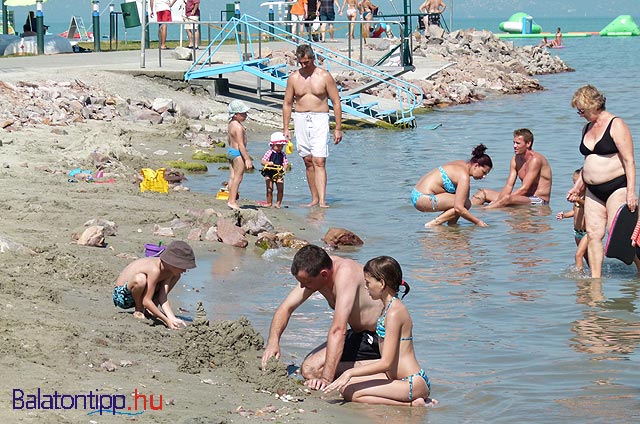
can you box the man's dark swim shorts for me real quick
[341,329,381,361]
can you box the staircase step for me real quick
[394,116,416,127]
[356,101,378,111]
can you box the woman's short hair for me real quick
[571,85,606,112]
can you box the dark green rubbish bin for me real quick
[120,2,141,28]
[225,3,235,21]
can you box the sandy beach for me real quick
[0,58,381,422]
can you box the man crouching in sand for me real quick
[112,240,196,329]
[261,244,383,391]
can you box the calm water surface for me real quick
[177,20,640,423]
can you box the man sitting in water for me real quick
[261,245,383,391]
[472,128,552,208]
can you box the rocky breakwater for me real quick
[338,27,573,108]
[410,27,574,106]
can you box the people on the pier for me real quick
[323,255,436,407]
[183,0,200,49]
[359,0,378,42]
[261,245,383,390]
[339,0,360,40]
[472,128,552,208]
[412,144,492,227]
[290,0,308,38]
[306,0,321,41]
[567,85,639,278]
[419,0,446,31]
[282,44,342,208]
[150,0,177,50]
[319,0,340,41]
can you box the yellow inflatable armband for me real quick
[140,168,169,193]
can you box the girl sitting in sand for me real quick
[260,132,289,208]
[323,256,436,407]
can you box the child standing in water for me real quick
[260,132,289,208]
[557,168,588,270]
[324,256,436,407]
[226,100,253,210]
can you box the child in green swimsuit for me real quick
[324,256,436,407]
[556,168,589,270]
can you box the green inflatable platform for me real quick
[499,12,542,34]
[600,15,640,36]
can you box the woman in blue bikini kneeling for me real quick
[411,144,493,227]
[324,256,436,407]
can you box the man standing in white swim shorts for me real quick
[282,44,342,208]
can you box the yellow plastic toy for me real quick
[140,168,169,193]
[286,140,294,155]
[216,187,229,200]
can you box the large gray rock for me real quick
[240,209,275,235]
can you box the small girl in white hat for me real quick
[260,131,289,208]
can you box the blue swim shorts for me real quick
[112,283,135,309]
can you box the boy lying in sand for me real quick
[112,240,196,329]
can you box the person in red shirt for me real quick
[184,0,201,49]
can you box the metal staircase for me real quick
[184,15,424,128]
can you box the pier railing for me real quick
[184,14,424,127]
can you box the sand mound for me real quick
[172,302,303,395]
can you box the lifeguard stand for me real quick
[65,16,91,42]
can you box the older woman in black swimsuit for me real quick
[567,85,639,278]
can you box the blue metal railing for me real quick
[185,14,424,126]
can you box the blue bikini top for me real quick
[376,296,413,341]
[439,166,456,194]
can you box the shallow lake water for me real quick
[176,23,640,423]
